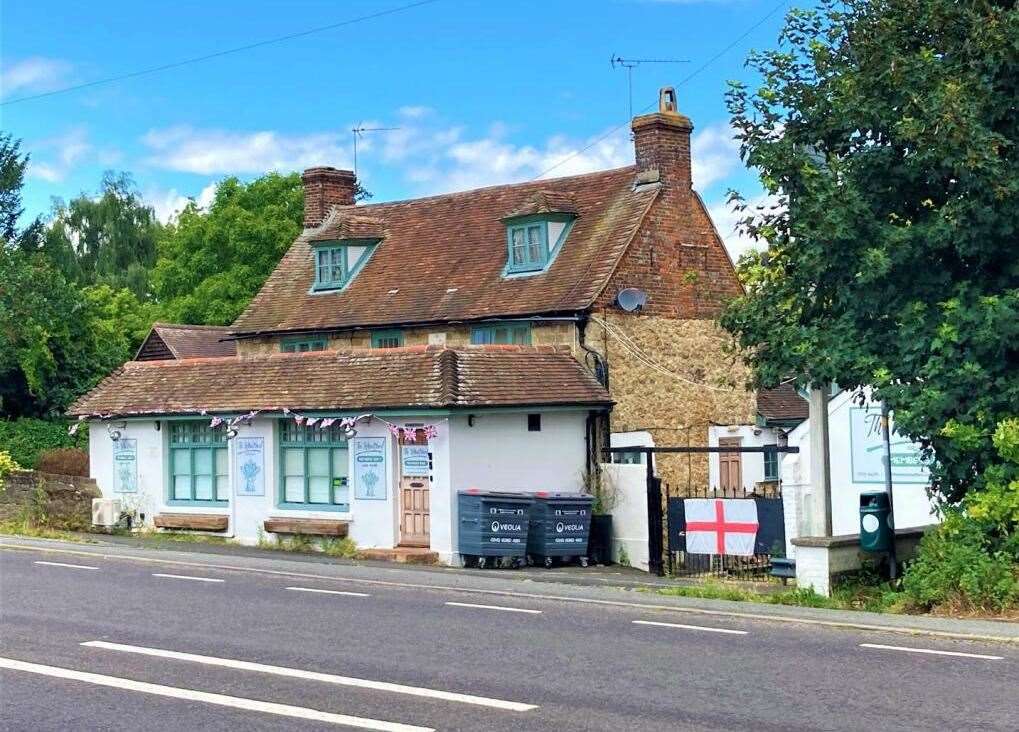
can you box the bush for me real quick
[0,418,87,469]
[903,513,1018,613]
[0,450,21,491]
[36,448,90,477]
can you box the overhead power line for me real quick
[531,0,789,181]
[1,0,443,106]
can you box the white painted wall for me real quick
[783,390,939,552]
[445,410,589,562]
[601,462,649,572]
[89,420,164,527]
[707,424,782,492]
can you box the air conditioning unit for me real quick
[92,498,121,529]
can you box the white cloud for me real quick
[147,182,218,223]
[708,193,781,261]
[142,126,353,175]
[0,56,72,98]
[398,105,433,119]
[26,127,92,183]
[691,122,742,190]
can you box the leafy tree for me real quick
[152,173,304,325]
[720,0,1018,504]
[40,172,161,298]
[0,132,42,251]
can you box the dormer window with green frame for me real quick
[501,192,578,277]
[310,238,380,292]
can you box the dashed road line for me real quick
[0,656,432,731]
[633,620,747,635]
[444,601,542,615]
[286,586,371,598]
[82,641,537,712]
[859,643,1003,660]
[33,561,98,571]
[151,573,223,583]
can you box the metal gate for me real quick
[604,444,798,577]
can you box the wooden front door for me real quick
[718,437,743,493]
[399,442,430,547]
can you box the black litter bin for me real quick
[527,492,593,568]
[457,490,532,569]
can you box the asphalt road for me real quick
[1,546,1016,731]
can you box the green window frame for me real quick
[371,330,404,348]
[506,222,548,273]
[168,421,229,506]
[764,446,779,481]
[278,420,350,511]
[470,322,532,345]
[281,337,327,353]
[314,246,348,290]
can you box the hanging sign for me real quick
[233,436,265,496]
[849,407,928,484]
[353,437,387,500]
[401,445,430,477]
[112,438,137,493]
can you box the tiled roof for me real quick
[230,167,658,335]
[307,211,386,242]
[503,190,579,219]
[757,384,808,422]
[70,346,612,417]
[135,323,236,361]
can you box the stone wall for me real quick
[586,310,755,491]
[0,470,100,531]
[235,322,579,357]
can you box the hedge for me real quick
[0,418,88,469]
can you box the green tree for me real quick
[720,0,1018,504]
[40,172,161,298]
[0,132,43,250]
[152,173,304,325]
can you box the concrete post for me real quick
[807,386,833,536]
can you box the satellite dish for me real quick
[616,288,647,312]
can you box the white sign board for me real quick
[849,407,928,484]
[233,436,264,496]
[112,438,137,493]
[401,445,430,477]
[353,437,387,500]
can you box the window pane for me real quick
[527,225,543,262]
[511,228,525,265]
[284,476,305,503]
[194,449,212,475]
[511,325,530,345]
[172,449,190,475]
[493,327,509,344]
[215,449,229,500]
[308,476,330,504]
[174,475,192,500]
[308,448,329,476]
[284,448,304,475]
[332,448,349,506]
[194,475,213,501]
[471,328,492,345]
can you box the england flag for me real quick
[684,499,760,556]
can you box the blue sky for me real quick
[1,0,790,257]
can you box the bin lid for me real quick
[859,491,890,508]
[458,489,533,500]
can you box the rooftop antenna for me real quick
[351,123,401,176]
[610,55,690,120]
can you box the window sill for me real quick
[166,499,229,508]
[276,502,351,514]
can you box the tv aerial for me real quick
[610,55,690,120]
[351,123,401,176]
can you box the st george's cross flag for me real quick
[684,499,759,556]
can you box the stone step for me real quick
[358,547,438,565]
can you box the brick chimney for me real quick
[302,166,357,228]
[631,87,694,195]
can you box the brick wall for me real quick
[0,470,100,531]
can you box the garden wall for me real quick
[0,470,100,531]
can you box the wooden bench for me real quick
[153,513,228,532]
[263,517,349,537]
[770,557,796,584]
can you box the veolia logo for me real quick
[556,522,565,533]
[491,520,521,532]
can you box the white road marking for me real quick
[33,561,98,570]
[151,573,223,583]
[7,542,1017,645]
[82,641,537,712]
[0,656,431,732]
[859,643,1003,660]
[633,620,748,635]
[286,586,371,598]
[444,601,542,615]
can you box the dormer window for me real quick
[501,191,578,277]
[310,239,379,292]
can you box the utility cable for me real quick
[1,0,443,106]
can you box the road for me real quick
[0,545,1015,731]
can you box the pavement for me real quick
[1,537,1017,731]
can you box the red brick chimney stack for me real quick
[302,166,357,228]
[631,87,694,195]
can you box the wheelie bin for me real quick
[457,489,532,568]
[526,492,593,568]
